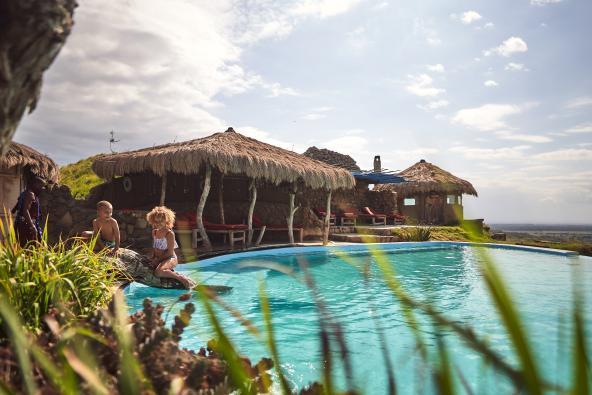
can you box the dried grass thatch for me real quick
[92,128,355,190]
[303,146,361,171]
[376,159,477,197]
[0,142,60,184]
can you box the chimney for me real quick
[225,127,235,133]
[373,155,381,172]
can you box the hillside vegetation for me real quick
[60,155,103,198]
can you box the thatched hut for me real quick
[375,159,477,225]
[92,128,355,248]
[303,146,361,171]
[0,142,60,223]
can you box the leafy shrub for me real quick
[0,222,124,330]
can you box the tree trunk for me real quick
[159,172,167,206]
[0,0,77,155]
[286,185,299,244]
[196,165,212,250]
[247,180,257,246]
[218,174,225,224]
[323,190,332,245]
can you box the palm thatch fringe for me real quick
[376,159,477,197]
[0,142,60,184]
[92,128,355,190]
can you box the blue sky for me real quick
[16,0,592,224]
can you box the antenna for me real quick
[109,130,120,153]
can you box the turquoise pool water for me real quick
[125,243,592,393]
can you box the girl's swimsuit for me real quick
[153,231,179,260]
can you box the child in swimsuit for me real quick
[92,200,120,255]
[146,206,194,289]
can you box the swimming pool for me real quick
[125,242,592,393]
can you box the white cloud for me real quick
[418,100,449,111]
[531,0,563,5]
[449,145,530,160]
[565,97,592,109]
[534,149,592,161]
[390,148,439,162]
[565,123,592,133]
[372,1,389,10]
[495,131,552,143]
[323,135,368,154]
[239,126,306,152]
[484,37,528,57]
[413,18,441,46]
[483,22,495,29]
[484,80,499,87]
[451,104,521,131]
[426,64,445,73]
[405,74,445,97]
[460,11,483,24]
[291,0,363,19]
[505,62,528,71]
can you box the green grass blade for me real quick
[258,280,291,395]
[480,253,542,394]
[571,301,589,394]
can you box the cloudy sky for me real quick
[16,0,592,224]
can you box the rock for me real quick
[114,249,190,289]
[120,229,127,243]
[57,212,73,228]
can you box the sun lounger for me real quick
[312,207,336,225]
[359,207,387,226]
[336,209,357,226]
[203,220,246,249]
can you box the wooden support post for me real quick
[287,184,299,244]
[159,172,167,206]
[196,165,212,250]
[323,190,332,245]
[247,180,257,246]
[218,174,225,224]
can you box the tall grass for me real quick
[0,216,124,330]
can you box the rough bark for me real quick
[247,180,257,246]
[218,174,225,224]
[196,165,212,250]
[286,185,299,244]
[323,190,332,245]
[159,172,167,205]
[0,0,77,155]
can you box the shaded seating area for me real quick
[313,207,336,226]
[92,127,355,251]
[359,207,387,225]
[253,215,303,243]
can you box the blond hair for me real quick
[146,206,176,228]
[97,200,113,210]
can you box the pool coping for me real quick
[182,241,580,270]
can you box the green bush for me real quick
[60,155,103,199]
[0,222,123,330]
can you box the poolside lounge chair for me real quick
[203,219,247,249]
[359,207,387,226]
[336,209,357,226]
[253,215,304,243]
[312,207,336,225]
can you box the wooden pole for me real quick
[196,165,212,250]
[218,174,225,224]
[159,172,167,206]
[323,190,332,245]
[287,184,299,244]
[247,180,257,246]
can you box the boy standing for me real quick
[93,201,120,254]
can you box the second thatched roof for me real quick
[0,142,60,184]
[375,159,477,197]
[92,128,355,190]
[303,146,361,171]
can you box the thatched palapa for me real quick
[93,128,355,190]
[376,159,477,196]
[0,142,60,184]
[303,146,361,172]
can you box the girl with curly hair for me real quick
[146,206,195,289]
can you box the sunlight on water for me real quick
[125,245,592,394]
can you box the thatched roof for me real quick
[92,128,355,190]
[375,159,477,197]
[0,142,60,184]
[303,146,361,171]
